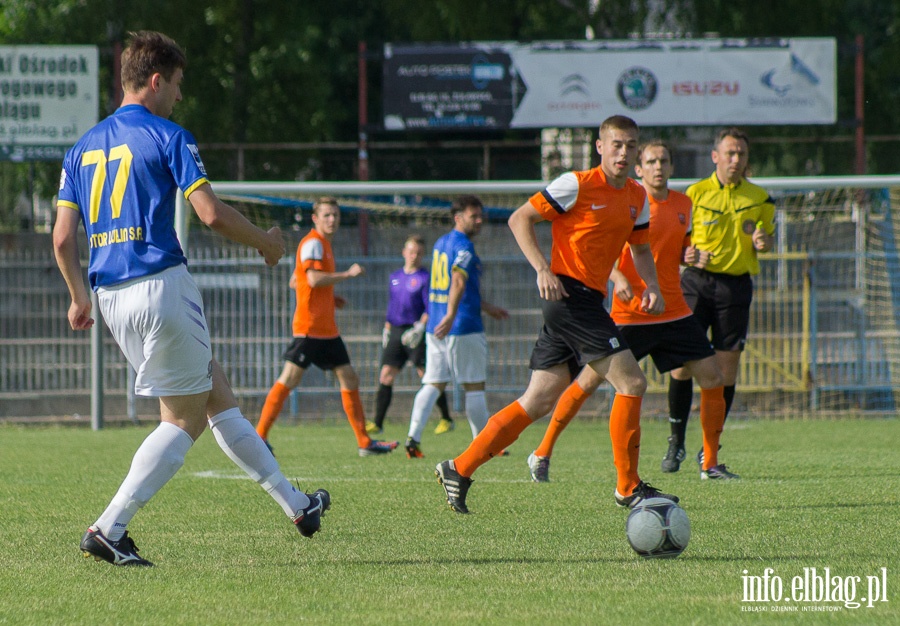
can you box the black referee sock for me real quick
[436,391,451,422]
[374,384,392,428]
[723,384,736,423]
[667,377,694,445]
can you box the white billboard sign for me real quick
[0,45,99,160]
[510,38,836,127]
[383,38,836,130]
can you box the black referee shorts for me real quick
[680,267,753,352]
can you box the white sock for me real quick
[94,421,193,541]
[465,391,489,438]
[408,385,442,442]
[209,407,309,517]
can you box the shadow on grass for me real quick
[344,551,883,567]
[347,556,631,566]
[760,501,898,510]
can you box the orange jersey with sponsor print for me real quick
[611,190,694,325]
[292,229,339,338]
[529,166,650,294]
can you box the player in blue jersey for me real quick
[366,235,454,438]
[404,196,509,458]
[52,31,330,567]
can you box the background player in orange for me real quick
[256,197,398,457]
[665,128,775,474]
[525,140,737,484]
[435,115,678,514]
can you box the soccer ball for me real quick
[625,497,690,559]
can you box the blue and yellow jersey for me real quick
[426,229,483,336]
[57,104,209,289]
[686,172,776,276]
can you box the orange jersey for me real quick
[529,166,650,294]
[292,229,339,338]
[611,190,694,325]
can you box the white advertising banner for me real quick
[383,38,836,130]
[510,38,836,127]
[0,45,99,160]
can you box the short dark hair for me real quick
[121,31,186,93]
[451,195,483,217]
[312,196,339,215]
[599,115,639,137]
[715,127,750,148]
[638,140,673,164]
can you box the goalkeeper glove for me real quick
[382,326,390,348]
[401,321,426,349]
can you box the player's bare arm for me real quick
[508,202,569,301]
[481,301,510,320]
[434,269,466,339]
[188,184,284,266]
[629,243,665,314]
[306,263,365,288]
[52,205,94,331]
[609,266,634,303]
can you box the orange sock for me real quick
[454,401,533,477]
[341,389,372,448]
[256,381,290,440]
[534,381,591,458]
[609,393,642,496]
[700,386,726,470]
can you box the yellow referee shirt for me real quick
[686,172,775,276]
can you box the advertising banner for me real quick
[383,39,836,130]
[0,45,99,161]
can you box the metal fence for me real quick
[1,235,897,421]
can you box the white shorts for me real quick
[97,264,213,397]
[422,332,487,385]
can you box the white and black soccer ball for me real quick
[625,497,690,559]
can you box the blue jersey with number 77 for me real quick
[57,104,209,290]
[426,229,483,336]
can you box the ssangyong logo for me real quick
[617,67,657,110]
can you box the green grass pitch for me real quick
[0,416,897,624]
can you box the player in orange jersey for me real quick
[435,115,679,514]
[526,140,738,485]
[255,197,399,457]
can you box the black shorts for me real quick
[618,316,716,374]
[380,324,426,369]
[680,267,753,352]
[529,275,629,372]
[283,336,351,371]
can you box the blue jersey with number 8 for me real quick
[426,229,483,336]
[58,104,209,289]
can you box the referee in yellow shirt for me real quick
[662,127,775,476]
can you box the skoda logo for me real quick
[616,67,658,110]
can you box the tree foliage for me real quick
[0,0,897,229]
